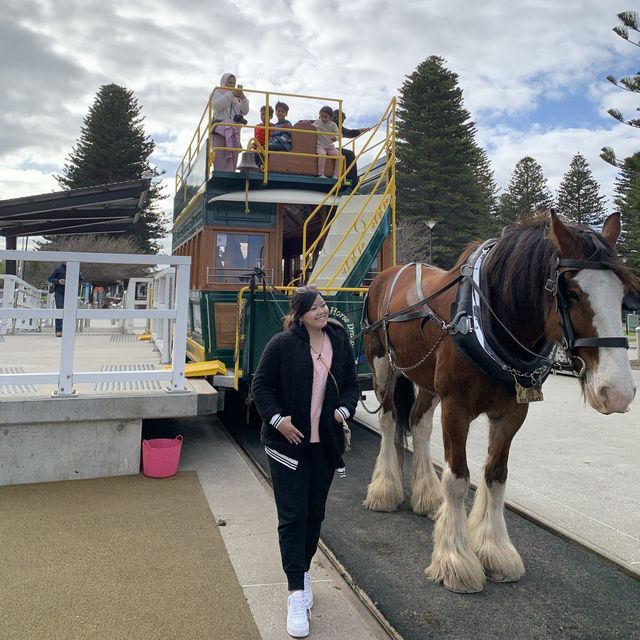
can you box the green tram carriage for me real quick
[171,86,397,392]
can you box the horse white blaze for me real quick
[575,270,636,414]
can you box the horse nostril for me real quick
[598,386,610,406]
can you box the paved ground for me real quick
[356,365,640,573]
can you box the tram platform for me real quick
[0,324,217,486]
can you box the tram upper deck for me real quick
[171,86,397,384]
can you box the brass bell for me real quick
[237,151,261,172]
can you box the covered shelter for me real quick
[0,179,151,275]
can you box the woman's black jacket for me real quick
[251,320,359,469]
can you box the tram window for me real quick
[215,232,265,283]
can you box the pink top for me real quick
[310,335,333,443]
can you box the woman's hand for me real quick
[333,409,345,424]
[233,89,245,99]
[277,416,305,445]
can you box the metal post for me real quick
[168,263,189,392]
[425,219,437,265]
[56,260,80,396]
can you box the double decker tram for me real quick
[171,86,397,394]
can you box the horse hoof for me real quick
[362,496,401,512]
[363,481,403,512]
[425,563,485,594]
[410,495,442,519]
[486,568,525,583]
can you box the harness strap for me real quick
[574,337,629,349]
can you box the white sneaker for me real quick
[303,571,313,609]
[287,592,309,638]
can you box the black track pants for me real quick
[267,443,335,591]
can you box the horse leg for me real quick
[410,389,442,519]
[425,397,485,593]
[468,403,527,583]
[363,355,405,512]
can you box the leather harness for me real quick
[362,237,630,396]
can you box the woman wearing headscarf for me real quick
[211,73,250,172]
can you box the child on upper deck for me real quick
[268,102,293,152]
[313,105,340,179]
[253,105,274,150]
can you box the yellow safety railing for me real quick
[174,87,349,212]
[295,97,397,285]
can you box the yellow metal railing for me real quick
[295,97,397,285]
[174,87,349,213]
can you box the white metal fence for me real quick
[0,274,47,335]
[0,250,191,396]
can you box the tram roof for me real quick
[208,189,341,206]
[0,179,151,238]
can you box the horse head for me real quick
[549,211,637,414]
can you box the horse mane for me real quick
[461,212,639,341]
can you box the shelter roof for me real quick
[0,179,150,238]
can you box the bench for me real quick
[267,121,340,177]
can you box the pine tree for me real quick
[396,56,496,268]
[495,156,553,227]
[54,84,167,253]
[556,153,607,227]
[601,11,640,167]
[613,152,640,272]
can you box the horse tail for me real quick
[394,373,415,439]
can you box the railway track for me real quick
[223,409,640,640]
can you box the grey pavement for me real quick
[179,416,390,640]
[356,363,640,573]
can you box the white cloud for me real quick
[1,0,639,248]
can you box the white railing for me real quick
[0,250,191,397]
[0,274,48,335]
[151,267,175,363]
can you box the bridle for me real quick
[545,256,629,376]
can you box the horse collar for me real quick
[451,239,555,398]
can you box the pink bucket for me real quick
[142,435,183,478]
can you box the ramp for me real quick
[310,194,390,288]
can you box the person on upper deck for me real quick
[313,106,340,179]
[332,109,371,192]
[211,73,249,172]
[268,101,293,152]
[253,105,274,150]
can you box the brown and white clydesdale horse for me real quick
[362,211,637,593]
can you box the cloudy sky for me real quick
[1,0,638,251]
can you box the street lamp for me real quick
[424,219,437,264]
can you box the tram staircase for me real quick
[308,192,392,289]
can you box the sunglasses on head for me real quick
[295,283,319,294]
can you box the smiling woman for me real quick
[251,284,359,638]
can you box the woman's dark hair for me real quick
[283,286,322,329]
[319,105,333,118]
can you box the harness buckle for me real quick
[544,278,557,295]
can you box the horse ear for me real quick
[601,212,621,249]
[549,209,580,256]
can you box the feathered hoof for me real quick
[473,540,525,583]
[410,485,442,519]
[425,555,486,594]
[363,480,403,512]
[485,559,525,583]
